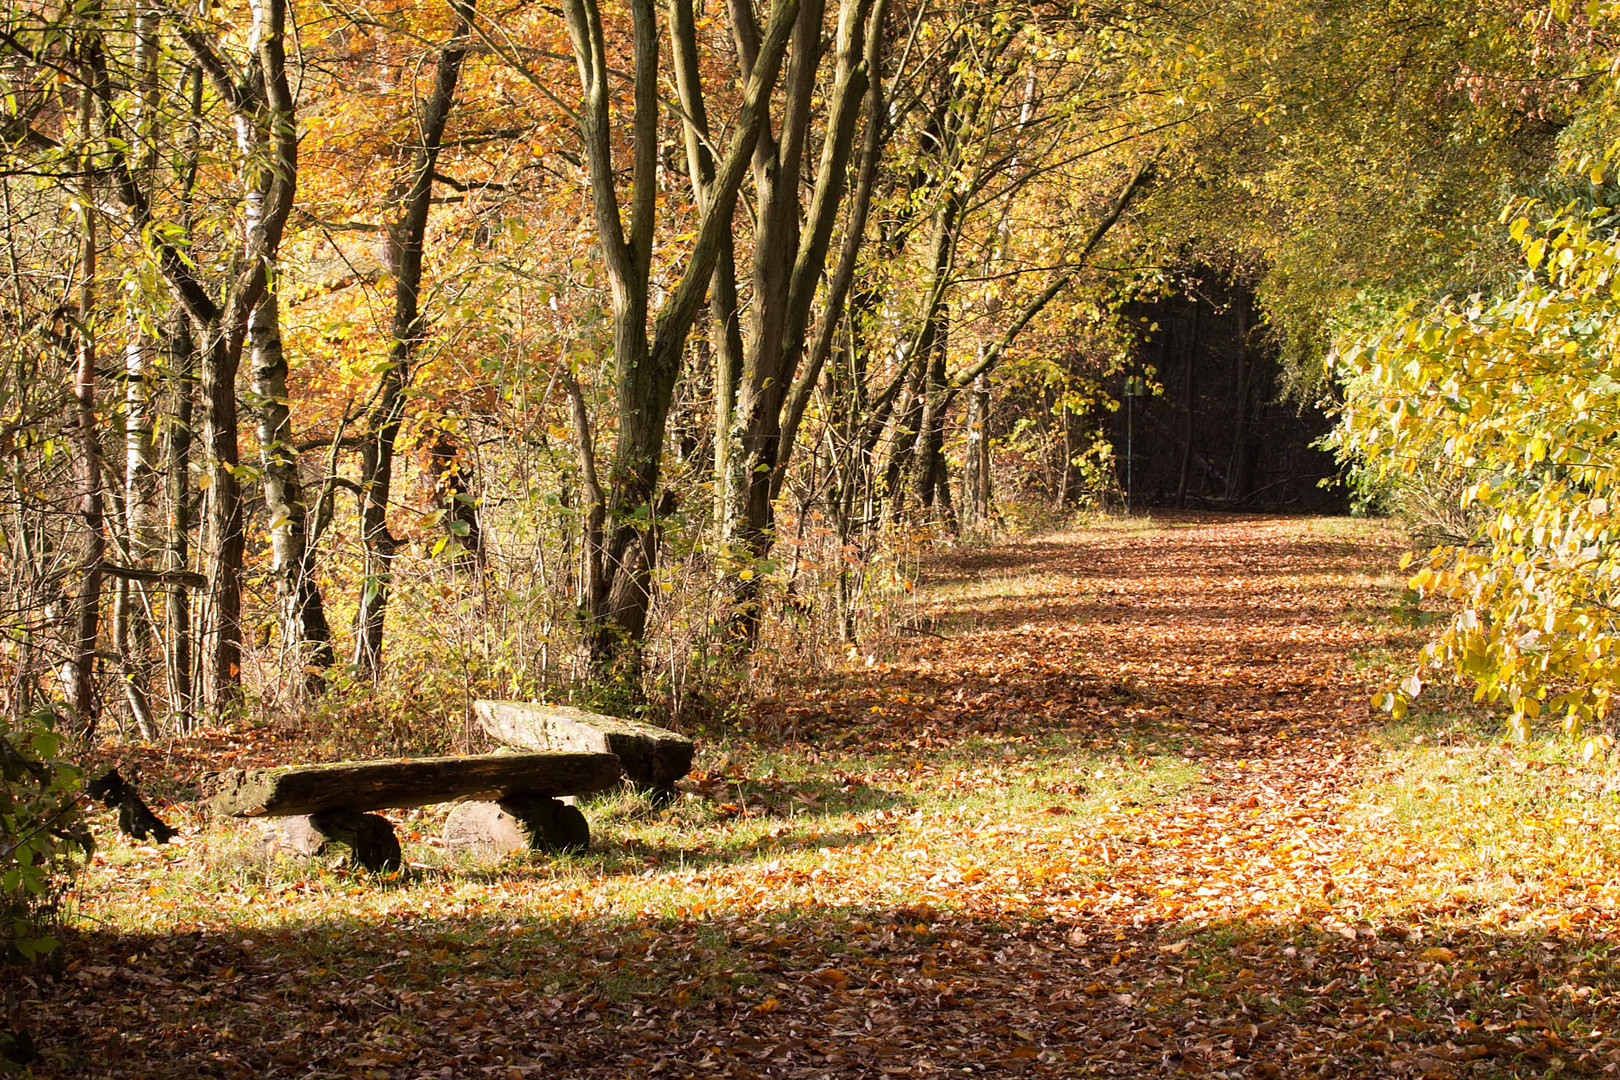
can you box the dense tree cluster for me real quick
[0,0,1610,750]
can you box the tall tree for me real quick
[69,39,105,729]
[556,0,800,682]
[709,0,889,639]
[168,0,299,710]
[115,7,163,736]
[351,0,477,680]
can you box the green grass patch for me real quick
[1345,704,1620,924]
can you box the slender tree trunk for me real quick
[882,357,926,524]
[827,289,873,639]
[962,370,991,530]
[239,10,328,687]
[711,258,745,540]
[353,0,474,679]
[199,327,243,710]
[911,348,947,516]
[95,1,299,713]
[931,450,956,532]
[1176,301,1200,509]
[70,74,104,731]
[118,7,162,736]
[669,0,746,541]
[898,196,959,522]
[1057,402,1071,509]
[165,315,196,730]
[252,290,333,694]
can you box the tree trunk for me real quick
[699,0,881,643]
[199,327,244,711]
[562,0,801,684]
[667,0,746,543]
[118,6,161,737]
[962,371,991,531]
[165,64,204,731]
[95,0,300,713]
[911,347,949,519]
[353,0,474,679]
[1056,402,1071,509]
[882,360,925,524]
[69,73,104,731]
[251,290,333,695]
[165,315,196,730]
[897,195,959,523]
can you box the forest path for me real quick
[896,513,1403,929]
[31,515,1620,1078]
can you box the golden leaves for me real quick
[39,517,1620,1077]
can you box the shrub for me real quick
[1331,185,1620,747]
[1,710,90,963]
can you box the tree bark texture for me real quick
[251,290,333,694]
[70,64,104,730]
[165,314,197,728]
[962,371,991,530]
[715,0,885,640]
[564,0,802,683]
[117,7,161,736]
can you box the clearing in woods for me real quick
[21,515,1620,1077]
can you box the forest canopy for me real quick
[0,0,1613,745]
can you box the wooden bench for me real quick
[211,751,621,871]
[210,705,693,871]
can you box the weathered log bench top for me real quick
[474,700,694,792]
[210,751,622,818]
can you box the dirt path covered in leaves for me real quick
[19,515,1620,1078]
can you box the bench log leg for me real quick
[274,811,402,872]
[443,795,588,856]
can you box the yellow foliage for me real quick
[1335,143,1620,734]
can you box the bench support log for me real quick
[443,795,588,856]
[272,811,402,872]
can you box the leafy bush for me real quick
[1,710,90,963]
[1332,176,1620,747]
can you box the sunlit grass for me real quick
[72,702,1202,945]
[1344,706,1620,926]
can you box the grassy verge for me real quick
[73,731,1202,942]
[1342,705,1620,928]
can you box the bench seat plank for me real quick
[474,701,694,791]
[210,751,622,818]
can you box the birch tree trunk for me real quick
[251,289,333,695]
[118,7,161,736]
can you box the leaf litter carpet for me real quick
[18,515,1620,1077]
